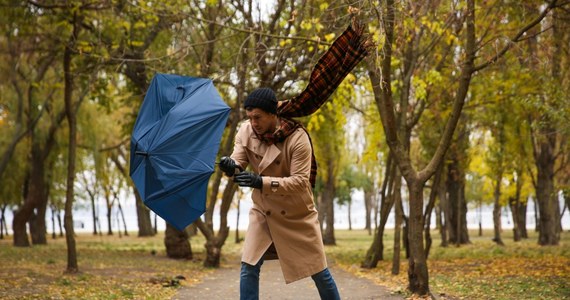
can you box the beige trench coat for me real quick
[230,122,327,284]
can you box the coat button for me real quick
[266,210,271,216]
[280,210,286,215]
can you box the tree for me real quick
[62,10,81,273]
[309,99,348,245]
[190,0,346,265]
[365,0,559,295]
[4,2,63,247]
[337,165,373,231]
[525,5,569,246]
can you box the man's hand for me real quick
[234,172,263,189]
[219,156,239,176]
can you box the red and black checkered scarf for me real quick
[257,19,373,188]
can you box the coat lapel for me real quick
[258,144,281,175]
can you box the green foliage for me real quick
[336,165,373,205]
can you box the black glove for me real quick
[219,156,239,176]
[234,171,263,189]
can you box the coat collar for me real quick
[241,126,282,174]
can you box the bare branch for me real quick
[473,0,559,72]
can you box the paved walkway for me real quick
[173,260,403,300]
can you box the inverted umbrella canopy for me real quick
[129,73,230,231]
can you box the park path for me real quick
[173,259,403,300]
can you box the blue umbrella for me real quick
[129,73,230,231]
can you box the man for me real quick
[219,87,340,300]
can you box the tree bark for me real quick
[509,197,521,241]
[392,175,403,275]
[424,162,443,257]
[406,182,429,295]
[104,190,114,235]
[63,17,79,272]
[13,145,44,247]
[535,132,560,245]
[446,145,470,245]
[321,158,336,245]
[117,199,129,236]
[362,154,396,268]
[1,205,7,239]
[87,189,98,235]
[364,190,373,234]
[492,178,505,246]
[199,175,238,268]
[438,170,449,247]
[30,196,48,245]
[164,223,192,259]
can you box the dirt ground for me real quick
[173,259,404,300]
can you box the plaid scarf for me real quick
[278,18,374,118]
[259,18,373,189]
[255,118,318,188]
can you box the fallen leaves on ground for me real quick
[0,234,211,300]
[337,254,570,300]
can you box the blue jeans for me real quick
[240,260,341,300]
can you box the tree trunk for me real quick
[362,153,396,268]
[89,191,98,235]
[200,179,237,268]
[364,190,373,234]
[117,200,129,236]
[13,145,45,247]
[534,197,540,232]
[348,201,352,231]
[321,159,336,245]
[529,4,562,246]
[13,63,66,247]
[203,233,226,267]
[30,188,48,245]
[519,202,528,238]
[424,163,443,258]
[438,172,449,247]
[164,223,192,259]
[535,135,560,245]
[492,173,505,246]
[392,176,403,275]
[134,189,154,236]
[1,205,8,239]
[446,151,470,245]
[406,181,429,295]
[63,21,79,272]
[510,198,521,242]
[57,209,64,237]
[106,197,113,235]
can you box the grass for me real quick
[326,229,570,300]
[0,233,215,300]
[0,229,569,299]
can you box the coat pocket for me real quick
[265,193,312,218]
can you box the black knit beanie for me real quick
[244,88,278,114]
